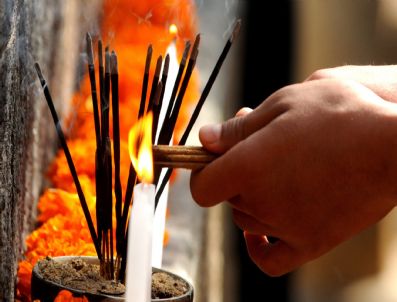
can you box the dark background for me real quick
[238,1,293,301]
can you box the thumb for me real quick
[199,115,252,154]
[199,100,288,154]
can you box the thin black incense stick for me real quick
[111,51,121,221]
[155,20,242,207]
[86,33,101,147]
[34,63,101,258]
[152,54,170,145]
[158,54,170,113]
[180,20,241,145]
[151,82,163,144]
[146,55,162,113]
[100,49,114,278]
[111,52,122,275]
[139,45,153,118]
[122,45,154,224]
[98,40,104,123]
[158,41,191,144]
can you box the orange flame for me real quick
[128,112,154,184]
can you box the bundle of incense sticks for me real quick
[35,19,241,283]
[153,145,217,170]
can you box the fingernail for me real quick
[200,124,221,144]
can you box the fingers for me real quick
[190,143,246,206]
[244,232,300,276]
[191,104,289,206]
[198,101,287,154]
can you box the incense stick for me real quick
[86,33,101,147]
[34,63,101,259]
[123,44,154,217]
[101,49,114,278]
[111,51,121,221]
[180,20,241,145]
[151,82,163,144]
[146,55,162,114]
[153,145,216,169]
[98,40,104,123]
[139,45,153,118]
[152,54,169,144]
[111,51,122,278]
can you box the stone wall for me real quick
[0,1,100,300]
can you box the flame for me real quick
[128,112,154,183]
[169,23,178,36]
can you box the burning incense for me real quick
[153,145,216,170]
[34,63,101,259]
[86,33,101,147]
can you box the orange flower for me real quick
[54,290,88,302]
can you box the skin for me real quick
[190,66,397,276]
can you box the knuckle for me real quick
[220,116,248,145]
[307,68,339,81]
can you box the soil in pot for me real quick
[35,257,190,300]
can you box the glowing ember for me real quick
[169,23,178,36]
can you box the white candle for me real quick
[126,183,155,302]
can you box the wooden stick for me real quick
[153,145,216,170]
[34,63,101,259]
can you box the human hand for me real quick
[307,65,397,104]
[190,78,397,276]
